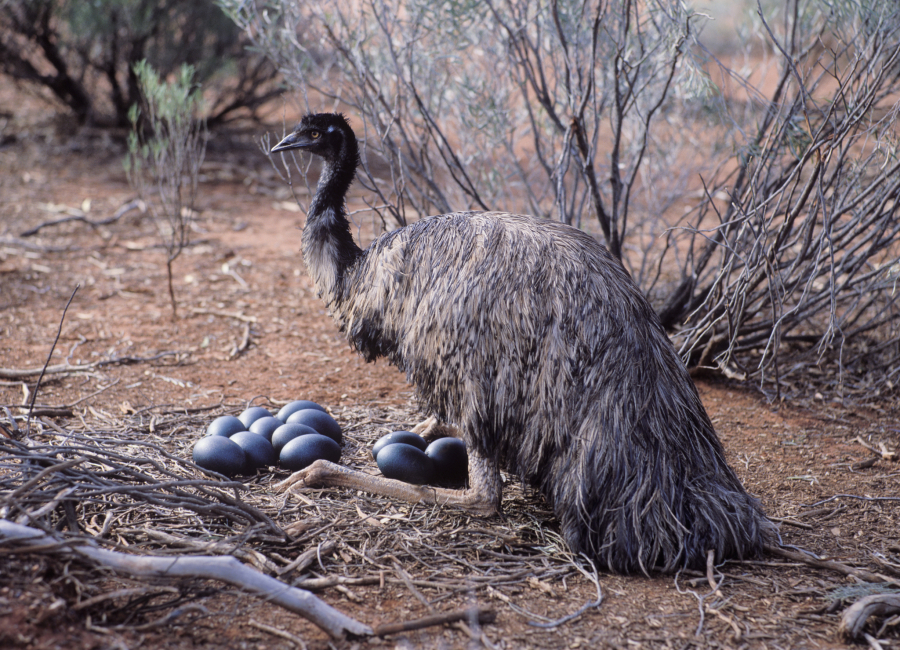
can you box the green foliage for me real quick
[126,60,207,319]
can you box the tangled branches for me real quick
[667,2,900,400]
[0,431,282,539]
[0,404,598,640]
[223,0,900,401]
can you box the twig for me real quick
[856,437,898,462]
[190,307,257,323]
[129,604,209,631]
[372,607,495,636]
[73,586,180,611]
[0,521,372,639]
[20,200,144,237]
[6,458,85,503]
[248,619,308,649]
[674,569,713,637]
[765,545,894,584]
[766,516,814,530]
[229,323,252,359]
[803,495,900,508]
[0,351,182,380]
[839,593,900,640]
[26,285,79,434]
[277,540,336,576]
[24,380,121,415]
[795,505,845,520]
[294,576,381,591]
[852,457,879,471]
[392,559,432,611]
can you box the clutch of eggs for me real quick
[372,430,468,486]
[192,400,342,477]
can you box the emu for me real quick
[272,113,771,574]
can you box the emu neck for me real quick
[302,147,362,306]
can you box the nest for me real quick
[0,401,600,641]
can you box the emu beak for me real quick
[271,132,303,153]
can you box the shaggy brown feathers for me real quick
[272,113,773,574]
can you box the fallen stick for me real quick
[191,307,258,323]
[0,520,371,639]
[229,322,253,359]
[855,436,898,462]
[839,593,900,640]
[0,351,182,380]
[372,607,495,636]
[765,545,894,584]
[20,199,144,237]
[766,516,814,530]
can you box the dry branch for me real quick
[19,200,144,237]
[839,593,900,641]
[229,322,253,359]
[372,606,495,636]
[0,351,182,380]
[765,545,895,585]
[190,307,258,323]
[0,520,372,638]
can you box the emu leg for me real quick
[411,415,460,442]
[276,452,501,517]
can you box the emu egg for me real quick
[271,423,319,455]
[238,406,272,428]
[276,400,327,421]
[376,443,434,485]
[371,431,427,460]
[425,437,468,485]
[285,409,342,445]
[280,433,341,471]
[249,416,283,442]
[206,415,247,438]
[230,431,277,473]
[193,435,245,477]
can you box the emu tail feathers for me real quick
[548,420,773,575]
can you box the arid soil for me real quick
[1,86,899,650]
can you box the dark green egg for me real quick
[238,406,272,428]
[376,443,434,485]
[230,431,277,473]
[425,437,468,485]
[271,423,319,455]
[249,416,283,442]
[206,415,247,438]
[276,400,327,421]
[279,433,341,471]
[371,431,427,460]
[193,435,245,477]
[285,409,342,445]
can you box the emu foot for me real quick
[277,460,500,517]
[411,415,460,442]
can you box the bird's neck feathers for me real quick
[302,136,362,306]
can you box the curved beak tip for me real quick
[271,134,297,153]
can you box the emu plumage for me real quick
[272,113,771,574]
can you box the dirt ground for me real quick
[1,85,899,650]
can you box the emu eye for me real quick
[310,131,320,139]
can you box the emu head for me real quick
[271,113,354,162]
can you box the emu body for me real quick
[272,113,771,574]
